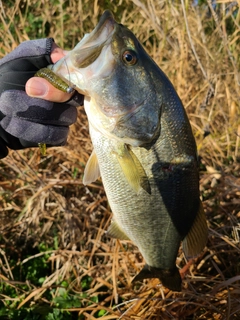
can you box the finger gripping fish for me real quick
[40,10,208,291]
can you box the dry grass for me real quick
[0,0,240,319]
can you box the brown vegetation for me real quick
[0,0,239,319]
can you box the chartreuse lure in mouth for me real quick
[35,67,75,94]
[35,67,75,156]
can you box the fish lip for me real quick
[53,11,116,83]
[88,10,116,43]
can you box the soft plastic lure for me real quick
[35,68,75,156]
[35,67,75,94]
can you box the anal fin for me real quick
[107,220,130,240]
[183,201,208,257]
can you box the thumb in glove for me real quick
[0,38,83,158]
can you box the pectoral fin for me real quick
[182,201,208,257]
[83,150,101,185]
[107,220,130,240]
[114,144,150,194]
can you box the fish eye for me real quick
[122,50,137,65]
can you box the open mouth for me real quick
[70,11,116,68]
[89,10,116,43]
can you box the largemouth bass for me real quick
[39,10,208,291]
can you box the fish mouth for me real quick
[70,11,116,68]
[92,10,115,41]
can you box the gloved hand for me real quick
[0,38,84,158]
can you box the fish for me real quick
[41,10,208,291]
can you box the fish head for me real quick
[53,10,162,147]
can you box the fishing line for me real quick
[63,57,76,93]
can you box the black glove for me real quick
[0,38,83,158]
